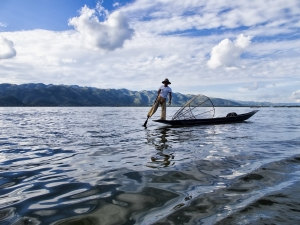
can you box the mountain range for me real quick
[0,83,299,107]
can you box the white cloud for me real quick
[239,82,277,92]
[68,5,134,51]
[113,2,120,7]
[95,2,109,18]
[61,58,77,63]
[207,34,252,69]
[292,90,300,102]
[242,82,262,91]
[122,0,300,35]
[0,22,7,27]
[1,28,299,103]
[0,36,16,60]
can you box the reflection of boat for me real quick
[153,110,258,126]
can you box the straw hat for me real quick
[162,78,171,84]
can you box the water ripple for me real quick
[0,107,299,224]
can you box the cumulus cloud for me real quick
[0,36,17,60]
[0,22,7,27]
[292,90,300,102]
[68,4,134,51]
[207,34,252,69]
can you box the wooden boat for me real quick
[153,110,259,126]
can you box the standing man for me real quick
[147,78,172,120]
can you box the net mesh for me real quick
[172,94,215,120]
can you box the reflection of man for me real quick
[147,78,172,120]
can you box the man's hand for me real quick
[168,101,171,105]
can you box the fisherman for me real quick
[147,78,172,120]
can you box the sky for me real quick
[0,0,300,103]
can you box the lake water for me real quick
[0,107,300,225]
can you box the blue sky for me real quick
[0,0,300,103]
[0,0,130,30]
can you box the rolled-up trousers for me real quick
[147,96,167,120]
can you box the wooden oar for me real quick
[142,117,149,127]
[143,95,159,127]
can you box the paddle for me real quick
[143,95,159,127]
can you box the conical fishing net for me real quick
[172,94,215,120]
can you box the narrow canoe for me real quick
[153,110,259,126]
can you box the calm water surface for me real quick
[0,107,299,225]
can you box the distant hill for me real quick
[0,83,298,107]
[0,83,192,106]
[0,95,24,106]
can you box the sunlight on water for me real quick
[0,107,299,224]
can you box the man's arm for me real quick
[168,92,172,105]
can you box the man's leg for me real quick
[160,98,167,120]
[147,98,160,118]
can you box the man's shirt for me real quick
[159,85,172,98]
